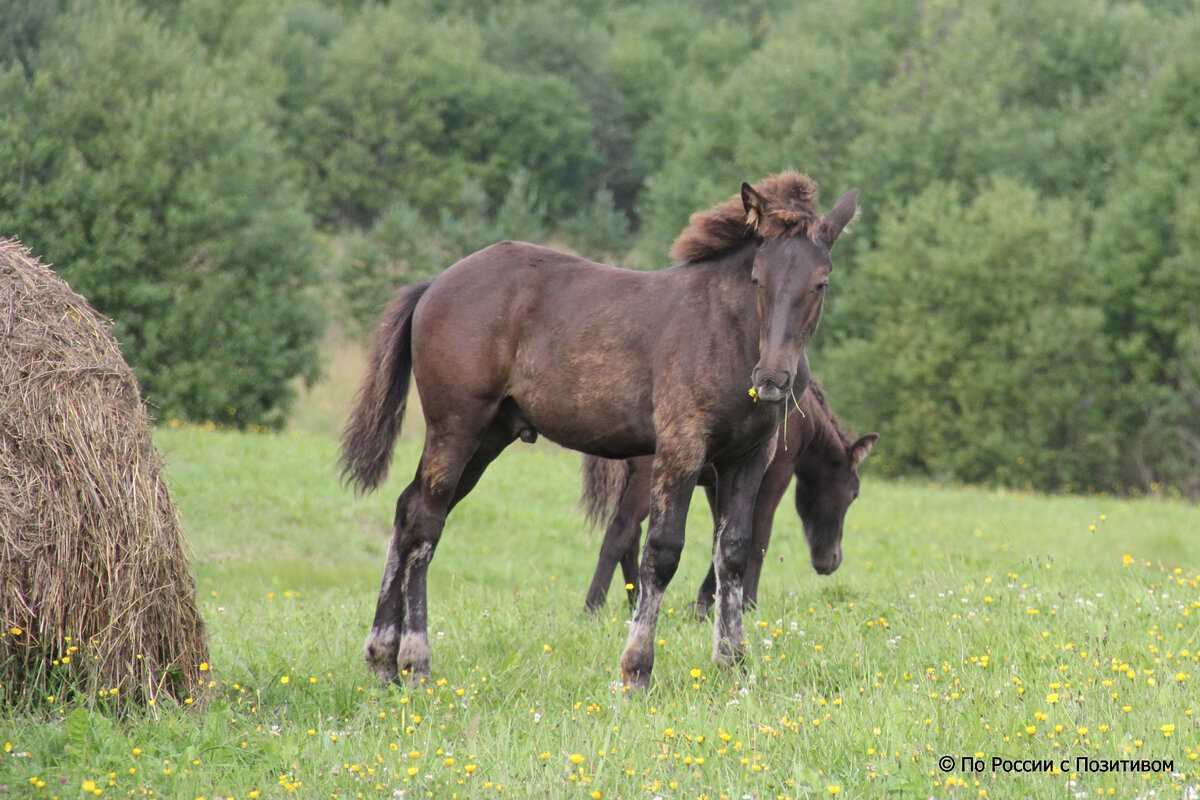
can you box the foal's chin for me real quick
[811,553,842,575]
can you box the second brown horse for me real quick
[581,385,877,615]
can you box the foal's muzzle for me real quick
[812,548,842,575]
[752,368,791,403]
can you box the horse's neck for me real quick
[669,243,756,288]
[672,246,758,329]
[788,399,840,462]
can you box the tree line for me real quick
[1,0,1196,495]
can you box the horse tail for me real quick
[579,455,631,530]
[339,282,431,494]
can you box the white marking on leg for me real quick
[625,586,663,651]
[397,541,434,679]
[364,624,399,657]
[712,516,745,666]
[621,584,663,682]
[363,624,400,680]
[397,632,431,668]
[400,542,433,591]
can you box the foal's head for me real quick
[744,182,857,402]
[670,172,858,402]
[792,396,878,575]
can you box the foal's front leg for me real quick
[711,444,773,667]
[619,466,696,690]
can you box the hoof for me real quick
[619,648,653,691]
[712,638,744,669]
[620,667,651,691]
[363,627,399,685]
[397,634,431,685]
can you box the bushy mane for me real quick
[670,171,820,263]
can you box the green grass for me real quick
[3,424,1199,800]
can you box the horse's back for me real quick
[409,241,664,453]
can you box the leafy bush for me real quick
[0,0,67,76]
[822,180,1120,491]
[338,175,549,333]
[0,1,322,428]
[291,5,596,227]
[562,188,633,263]
[1089,143,1200,490]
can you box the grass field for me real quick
[3,419,1200,799]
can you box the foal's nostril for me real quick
[760,370,791,390]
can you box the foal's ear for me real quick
[849,432,878,469]
[741,182,768,231]
[819,189,859,248]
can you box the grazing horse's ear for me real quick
[819,190,859,248]
[849,432,878,469]
[741,182,768,232]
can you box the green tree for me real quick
[822,180,1119,491]
[0,0,67,77]
[563,188,632,262]
[1089,145,1200,490]
[840,0,1158,224]
[1075,20,1200,493]
[338,174,548,333]
[292,5,595,227]
[484,5,631,212]
[633,0,919,262]
[0,1,322,428]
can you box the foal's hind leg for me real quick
[618,539,640,609]
[364,480,418,683]
[692,484,720,619]
[583,514,642,613]
[584,464,651,613]
[364,422,511,684]
[741,460,793,608]
[397,425,515,681]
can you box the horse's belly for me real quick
[510,376,655,458]
[546,420,656,458]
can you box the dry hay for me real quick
[0,237,207,708]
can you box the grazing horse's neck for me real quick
[792,394,847,465]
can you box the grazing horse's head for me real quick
[743,182,858,403]
[793,430,878,575]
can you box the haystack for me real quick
[0,238,207,708]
